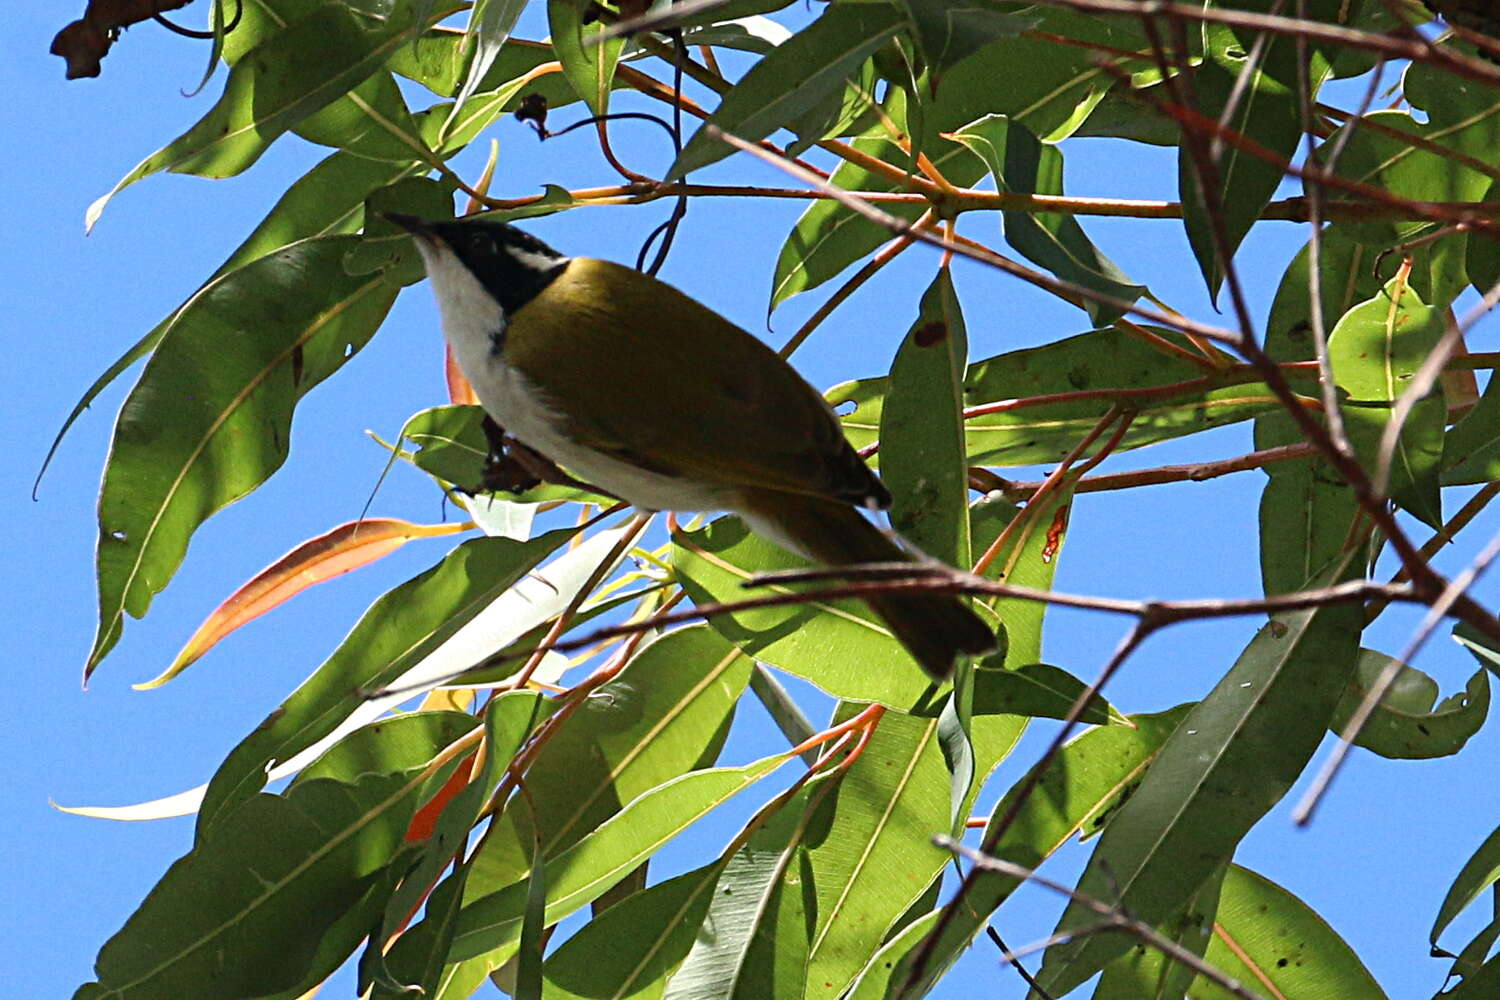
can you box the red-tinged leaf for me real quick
[405,752,477,843]
[139,518,472,689]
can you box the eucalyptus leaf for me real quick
[948,114,1146,324]
[195,528,578,839]
[89,237,400,676]
[1036,561,1361,993]
[1191,865,1387,999]
[1329,649,1489,760]
[87,3,417,229]
[671,4,903,179]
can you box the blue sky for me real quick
[7,5,1500,998]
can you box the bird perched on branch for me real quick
[387,213,995,679]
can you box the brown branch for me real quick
[991,442,1322,501]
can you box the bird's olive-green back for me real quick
[503,258,880,505]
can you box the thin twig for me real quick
[934,839,1268,1000]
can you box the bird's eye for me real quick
[470,233,496,254]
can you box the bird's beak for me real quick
[381,212,438,245]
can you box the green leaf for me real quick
[1329,649,1489,759]
[673,516,956,710]
[880,269,971,566]
[373,693,551,997]
[40,151,420,501]
[671,4,903,179]
[450,752,797,963]
[947,114,1146,324]
[1327,110,1493,276]
[843,707,1192,999]
[465,627,752,894]
[800,710,950,999]
[1036,562,1362,993]
[1094,866,1223,1000]
[831,326,1276,468]
[1439,953,1500,1000]
[397,404,603,501]
[1255,229,1370,596]
[295,70,431,162]
[196,528,577,839]
[968,490,1069,668]
[548,0,626,118]
[1470,181,1500,297]
[1433,825,1500,951]
[88,236,400,677]
[1190,865,1387,999]
[1179,0,1343,300]
[345,175,459,285]
[895,0,1036,77]
[949,661,1121,726]
[451,0,531,120]
[75,761,448,999]
[86,3,415,229]
[1443,365,1500,485]
[294,710,480,787]
[1327,273,1446,529]
[544,863,724,998]
[665,785,825,1000]
[770,10,1150,311]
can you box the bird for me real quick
[385,213,996,679]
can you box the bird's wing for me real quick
[508,258,885,507]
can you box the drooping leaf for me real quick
[548,0,626,118]
[880,269,972,566]
[1442,362,1500,485]
[1329,649,1490,760]
[1255,229,1370,597]
[1190,865,1387,999]
[947,114,1146,324]
[450,0,531,125]
[1327,273,1446,529]
[1433,825,1500,953]
[86,3,416,229]
[1178,0,1345,299]
[142,518,471,689]
[1036,562,1361,993]
[74,747,462,1000]
[968,489,1071,668]
[670,4,904,179]
[88,236,400,677]
[40,151,421,501]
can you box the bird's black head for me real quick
[384,213,570,316]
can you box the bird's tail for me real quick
[740,491,996,679]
